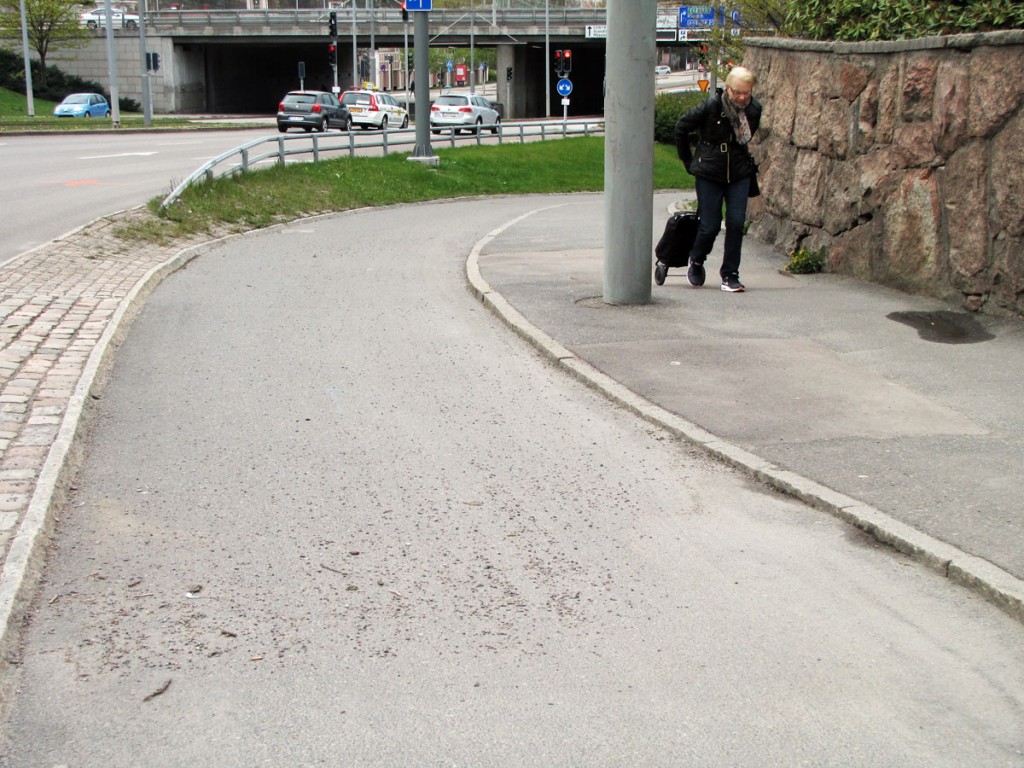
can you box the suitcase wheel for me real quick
[654,262,668,286]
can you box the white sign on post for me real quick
[585,24,607,39]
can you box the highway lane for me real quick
[0,128,275,266]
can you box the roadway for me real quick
[0,128,272,267]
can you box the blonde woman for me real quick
[673,66,762,292]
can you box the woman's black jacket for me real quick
[673,92,762,184]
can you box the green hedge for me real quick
[788,0,1024,41]
[654,90,708,145]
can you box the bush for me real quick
[0,47,106,104]
[654,90,708,145]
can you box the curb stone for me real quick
[464,203,1024,625]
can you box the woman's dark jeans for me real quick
[689,174,752,278]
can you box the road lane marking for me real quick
[80,152,158,160]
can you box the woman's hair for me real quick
[725,66,757,88]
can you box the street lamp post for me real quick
[17,0,34,116]
[544,0,550,118]
[102,0,122,126]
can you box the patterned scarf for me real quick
[722,91,752,146]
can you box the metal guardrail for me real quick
[160,118,605,209]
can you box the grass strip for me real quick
[126,137,690,244]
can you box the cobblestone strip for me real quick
[0,209,230,655]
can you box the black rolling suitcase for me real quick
[654,210,699,285]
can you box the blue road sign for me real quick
[557,78,573,97]
[678,5,716,29]
[406,0,431,10]
[446,59,453,72]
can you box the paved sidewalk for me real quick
[1,193,1022,663]
[0,210,232,655]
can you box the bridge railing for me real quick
[160,118,605,209]
[144,5,606,29]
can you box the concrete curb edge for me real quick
[0,232,235,666]
[465,206,1024,625]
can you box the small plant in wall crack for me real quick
[786,247,826,274]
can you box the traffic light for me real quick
[506,66,512,82]
[328,42,337,67]
[328,9,337,37]
[401,1,408,22]
[152,52,160,72]
[563,48,572,74]
[553,49,563,77]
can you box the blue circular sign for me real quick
[557,78,573,97]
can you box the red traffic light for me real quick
[563,48,572,73]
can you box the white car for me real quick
[340,89,409,130]
[430,94,501,135]
[80,7,139,29]
[655,65,672,76]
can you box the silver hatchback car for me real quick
[429,94,501,135]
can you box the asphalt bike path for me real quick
[1,196,1022,765]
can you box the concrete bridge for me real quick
[50,5,689,117]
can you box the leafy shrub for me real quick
[654,90,708,145]
[786,248,826,274]
[787,0,1024,41]
[0,47,106,103]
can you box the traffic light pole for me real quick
[333,38,339,93]
[328,10,339,93]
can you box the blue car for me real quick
[54,93,111,118]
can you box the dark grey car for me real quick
[277,91,352,133]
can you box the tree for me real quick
[0,0,89,88]
[694,0,807,80]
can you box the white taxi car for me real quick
[340,89,409,130]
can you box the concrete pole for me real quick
[408,9,437,167]
[544,0,550,118]
[369,0,376,88]
[17,0,34,116]
[351,2,357,89]
[103,0,121,126]
[602,0,656,305]
[137,0,152,125]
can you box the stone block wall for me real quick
[743,32,1024,317]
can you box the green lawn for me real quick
[0,86,56,118]
[123,136,692,244]
[0,86,242,131]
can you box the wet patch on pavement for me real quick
[887,310,995,344]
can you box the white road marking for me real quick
[80,152,158,160]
